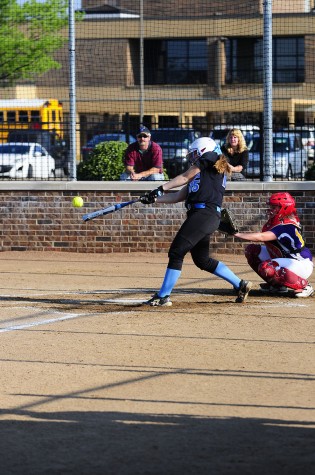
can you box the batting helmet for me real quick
[187,137,220,165]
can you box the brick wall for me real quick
[38,40,129,89]
[0,184,314,254]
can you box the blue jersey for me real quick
[185,150,227,208]
[268,223,312,261]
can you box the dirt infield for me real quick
[0,251,314,475]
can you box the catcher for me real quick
[234,192,314,298]
[140,136,252,306]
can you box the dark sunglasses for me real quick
[137,134,149,138]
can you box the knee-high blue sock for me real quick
[213,261,241,289]
[159,268,181,297]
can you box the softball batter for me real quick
[140,137,252,306]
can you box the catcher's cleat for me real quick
[144,293,173,307]
[259,283,289,294]
[235,280,252,303]
[294,284,314,298]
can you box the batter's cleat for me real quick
[294,284,314,298]
[235,280,252,303]
[144,293,172,307]
[259,283,289,294]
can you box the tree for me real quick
[0,0,80,85]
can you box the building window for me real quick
[144,39,208,85]
[273,37,304,82]
[226,37,304,83]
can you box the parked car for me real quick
[0,142,55,179]
[150,128,201,178]
[7,129,69,177]
[245,132,308,179]
[81,133,136,161]
[283,126,315,161]
[210,125,260,149]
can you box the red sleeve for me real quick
[124,144,137,166]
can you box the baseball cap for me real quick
[137,126,151,137]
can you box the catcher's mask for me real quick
[186,137,218,166]
[268,192,296,218]
[264,192,299,228]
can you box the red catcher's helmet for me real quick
[268,192,296,219]
[263,192,299,230]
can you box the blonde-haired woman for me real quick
[222,128,248,181]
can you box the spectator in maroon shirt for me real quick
[120,126,164,181]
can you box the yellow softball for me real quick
[72,196,84,208]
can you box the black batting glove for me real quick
[149,185,164,201]
[140,193,155,204]
[140,186,164,205]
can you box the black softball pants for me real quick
[168,205,221,273]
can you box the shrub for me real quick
[77,141,127,180]
[305,163,315,181]
[77,140,170,181]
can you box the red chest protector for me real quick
[262,214,301,258]
[262,214,300,232]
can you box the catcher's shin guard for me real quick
[258,260,278,281]
[258,260,308,290]
[276,267,308,291]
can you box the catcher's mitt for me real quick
[218,208,239,236]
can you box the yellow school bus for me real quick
[0,99,63,141]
